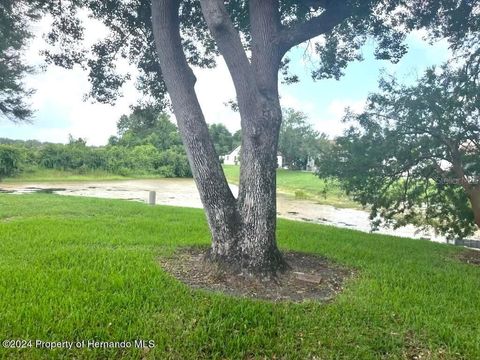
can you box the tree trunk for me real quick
[151,0,242,260]
[467,187,480,228]
[151,0,287,276]
[236,96,287,274]
[451,154,480,229]
[150,0,353,276]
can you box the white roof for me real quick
[226,145,241,157]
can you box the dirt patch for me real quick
[458,249,480,266]
[401,330,451,360]
[158,247,355,302]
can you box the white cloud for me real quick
[327,99,365,119]
[12,14,241,143]
[193,59,241,133]
[313,99,366,138]
[11,13,139,145]
[280,93,316,115]
[19,59,139,145]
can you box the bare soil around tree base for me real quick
[158,247,355,302]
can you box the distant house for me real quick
[222,146,241,165]
[221,146,283,168]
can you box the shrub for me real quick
[0,145,22,180]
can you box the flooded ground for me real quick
[2,179,478,243]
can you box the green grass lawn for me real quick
[2,168,168,183]
[0,194,479,359]
[223,165,358,208]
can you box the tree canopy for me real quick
[108,107,184,152]
[208,123,234,156]
[279,108,329,170]
[0,1,41,122]
[20,0,477,108]
[317,61,480,239]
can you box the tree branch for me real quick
[249,0,283,94]
[150,0,236,205]
[199,0,256,104]
[278,2,351,55]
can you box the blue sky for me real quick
[0,26,451,145]
[278,33,450,136]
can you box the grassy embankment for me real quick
[1,168,161,183]
[0,193,479,359]
[223,165,358,208]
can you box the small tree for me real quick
[208,123,233,156]
[0,145,22,180]
[114,108,182,151]
[279,108,326,170]
[318,63,479,239]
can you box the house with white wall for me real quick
[222,146,241,165]
[221,146,283,168]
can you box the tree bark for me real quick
[151,0,286,276]
[198,0,289,274]
[151,0,243,261]
[235,0,287,273]
[467,187,480,228]
[451,153,480,229]
[237,97,286,273]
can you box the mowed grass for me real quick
[223,165,358,208]
[0,194,479,359]
[3,168,168,183]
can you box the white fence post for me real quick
[148,191,156,205]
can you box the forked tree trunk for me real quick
[151,0,287,276]
[208,99,288,274]
[151,0,351,275]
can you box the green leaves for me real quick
[208,123,235,156]
[4,0,478,114]
[279,108,327,170]
[317,61,480,239]
[0,145,22,179]
[0,0,37,122]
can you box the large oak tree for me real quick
[20,0,478,275]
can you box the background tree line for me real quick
[0,107,192,180]
[1,106,327,181]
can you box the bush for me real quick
[156,149,192,177]
[0,145,22,180]
[294,190,308,200]
[0,139,193,179]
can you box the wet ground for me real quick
[2,179,478,243]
